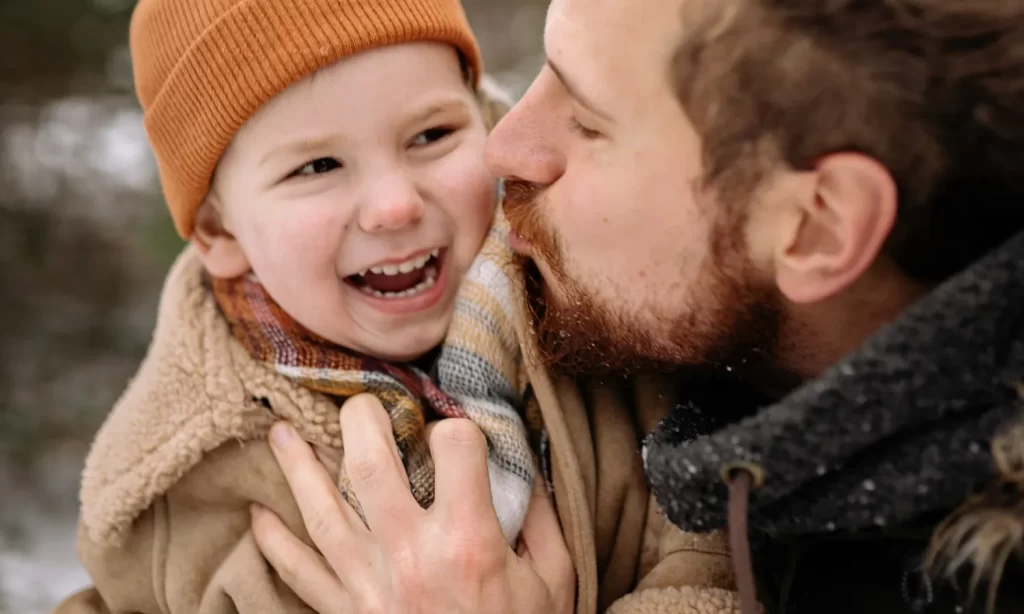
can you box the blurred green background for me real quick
[0,1,545,610]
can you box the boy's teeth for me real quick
[362,252,435,278]
[358,266,438,299]
[397,257,421,273]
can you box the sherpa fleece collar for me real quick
[79,247,342,547]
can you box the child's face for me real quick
[203,42,496,362]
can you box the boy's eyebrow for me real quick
[405,97,472,125]
[260,136,341,168]
[259,98,472,168]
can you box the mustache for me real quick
[502,178,540,209]
[501,179,558,262]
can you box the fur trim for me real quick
[607,586,747,614]
[79,247,341,547]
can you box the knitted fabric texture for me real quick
[213,220,534,542]
[129,0,481,238]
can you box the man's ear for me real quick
[191,196,250,279]
[774,153,897,304]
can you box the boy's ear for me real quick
[191,196,250,279]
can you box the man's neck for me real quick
[759,259,933,399]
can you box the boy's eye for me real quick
[292,157,341,177]
[411,126,454,147]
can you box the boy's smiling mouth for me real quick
[346,248,445,300]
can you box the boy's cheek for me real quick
[440,161,497,225]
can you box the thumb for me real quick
[516,479,574,594]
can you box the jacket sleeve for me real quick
[51,440,318,614]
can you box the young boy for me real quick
[51,0,536,611]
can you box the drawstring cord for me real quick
[723,462,765,614]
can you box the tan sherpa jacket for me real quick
[51,247,740,614]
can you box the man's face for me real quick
[485,0,783,375]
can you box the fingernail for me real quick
[270,422,294,449]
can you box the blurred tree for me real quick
[0,0,157,458]
[0,1,134,103]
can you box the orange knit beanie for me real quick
[130,0,482,238]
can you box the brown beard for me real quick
[503,178,785,379]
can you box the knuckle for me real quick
[346,454,382,486]
[306,510,341,549]
[443,529,504,580]
[392,543,427,591]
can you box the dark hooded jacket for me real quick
[644,231,1024,614]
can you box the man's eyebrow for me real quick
[546,59,612,120]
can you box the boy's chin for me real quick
[356,321,449,364]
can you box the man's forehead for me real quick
[545,0,686,63]
[548,0,684,40]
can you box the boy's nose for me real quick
[357,177,426,232]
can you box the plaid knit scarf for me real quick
[212,222,535,543]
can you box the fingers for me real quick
[423,420,440,440]
[267,422,366,560]
[339,394,421,532]
[517,481,575,602]
[430,419,498,528]
[250,504,352,614]
[345,394,408,487]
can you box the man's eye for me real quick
[292,157,341,177]
[411,126,454,147]
[569,117,602,140]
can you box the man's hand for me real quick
[250,393,576,614]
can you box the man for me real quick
[253,0,1024,612]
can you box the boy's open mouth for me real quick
[346,248,444,299]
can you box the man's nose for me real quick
[356,174,425,233]
[484,76,566,186]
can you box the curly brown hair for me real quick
[673,0,1024,282]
